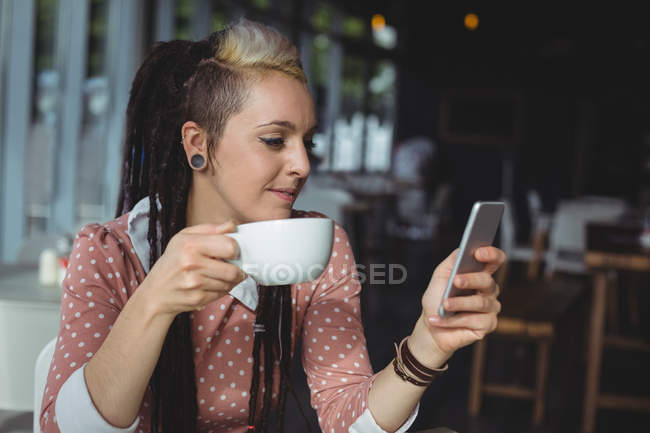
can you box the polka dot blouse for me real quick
[39,205,418,433]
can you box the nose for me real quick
[286,142,311,179]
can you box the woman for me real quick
[40,19,503,433]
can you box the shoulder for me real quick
[67,213,144,301]
[72,213,133,256]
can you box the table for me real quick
[582,222,650,432]
[0,264,61,411]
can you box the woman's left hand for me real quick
[414,246,506,363]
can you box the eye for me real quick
[259,137,284,148]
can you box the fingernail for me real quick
[429,316,440,323]
[444,299,452,309]
[456,276,465,287]
[481,248,489,259]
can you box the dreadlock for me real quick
[115,19,312,433]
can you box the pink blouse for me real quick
[39,201,418,433]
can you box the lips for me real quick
[269,188,297,202]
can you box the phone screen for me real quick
[438,201,505,317]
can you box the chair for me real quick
[0,297,60,413]
[497,197,549,286]
[544,197,626,278]
[33,337,56,432]
[469,218,585,425]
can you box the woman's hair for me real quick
[116,19,311,433]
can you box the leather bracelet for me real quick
[401,337,448,379]
[392,358,430,386]
[393,337,448,383]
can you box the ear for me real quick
[181,121,208,161]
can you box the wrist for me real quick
[129,283,176,327]
[407,314,453,369]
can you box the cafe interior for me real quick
[1,0,649,432]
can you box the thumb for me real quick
[183,220,236,235]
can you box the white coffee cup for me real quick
[225,218,334,286]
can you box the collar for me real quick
[126,196,259,311]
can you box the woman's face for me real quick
[189,71,316,225]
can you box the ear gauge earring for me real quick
[190,154,206,170]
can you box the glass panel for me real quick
[34,0,58,73]
[310,34,330,88]
[210,0,235,31]
[341,15,365,39]
[86,0,108,76]
[311,2,332,33]
[77,0,110,227]
[271,0,293,17]
[371,17,397,50]
[365,60,396,171]
[269,19,290,38]
[251,13,290,36]
[309,33,331,170]
[211,7,228,31]
[249,0,271,11]
[174,0,196,40]
[25,0,60,236]
[332,53,365,171]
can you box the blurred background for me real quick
[1,0,649,432]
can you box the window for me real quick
[77,0,111,227]
[365,60,396,171]
[1,0,146,261]
[331,53,365,170]
[0,0,399,260]
[25,0,60,236]
[305,2,397,173]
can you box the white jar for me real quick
[38,248,60,287]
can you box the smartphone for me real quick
[438,201,505,318]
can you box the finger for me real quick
[442,294,501,314]
[187,287,230,312]
[178,268,234,293]
[191,256,246,285]
[191,234,240,260]
[453,272,497,294]
[474,246,507,274]
[428,312,497,331]
[199,289,230,307]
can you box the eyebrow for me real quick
[256,120,319,135]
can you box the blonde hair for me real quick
[184,19,307,161]
[216,18,307,83]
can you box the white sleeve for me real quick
[349,402,419,433]
[55,363,140,433]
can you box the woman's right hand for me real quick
[136,220,247,318]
